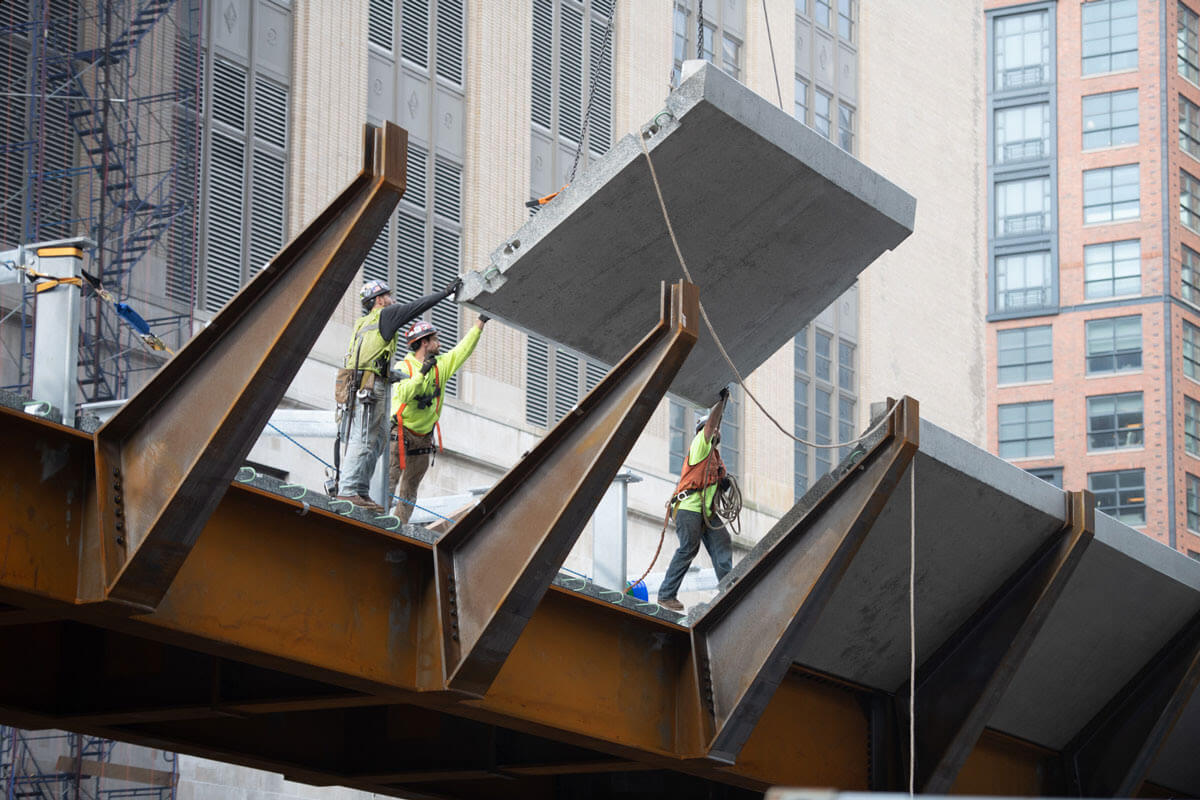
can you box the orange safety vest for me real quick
[394,360,443,470]
[671,443,727,501]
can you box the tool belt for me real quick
[406,445,437,456]
[335,367,378,405]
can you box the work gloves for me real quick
[419,354,437,376]
[719,385,731,403]
[478,313,491,324]
[445,276,463,298]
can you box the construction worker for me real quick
[656,387,733,612]
[387,313,488,521]
[334,277,460,512]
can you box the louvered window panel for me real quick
[554,348,579,421]
[212,58,247,131]
[253,76,288,149]
[1,37,28,246]
[584,360,606,393]
[592,0,615,16]
[433,157,461,223]
[249,149,286,276]
[558,3,584,143]
[369,0,394,52]
[38,88,73,239]
[395,208,426,306]
[405,142,427,209]
[431,225,460,395]
[167,112,199,302]
[531,0,553,129]
[588,14,613,154]
[526,336,550,428]
[363,217,391,285]
[401,0,429,69]
[204,132,246,311]
[435,0,465,86]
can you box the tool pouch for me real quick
[358,370,377,393]
[334,368,355,405]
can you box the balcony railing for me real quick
[1000,212,1049,237]
[997,286,1052,313]
[999,138,1046,164]
[999,64,1047,91]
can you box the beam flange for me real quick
[1063,610,1200,797]
[87,123,408,610]
[908,490,1094,793]
[433,281,699,696]
[688,396,920,763]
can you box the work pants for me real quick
[388,428,434,523]
[336,381,388,498]
[657,508,733,602]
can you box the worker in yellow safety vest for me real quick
[387,313,488,521]
[333,277,460,512]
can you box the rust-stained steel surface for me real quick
[89,124,408,610]
[435,282,699,697]
[690,397,919,764]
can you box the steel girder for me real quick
[87,124,408,611]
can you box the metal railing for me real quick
[999,64,1046,90]
[1000,138,1046,163]
[997,286,1052,312]
[1000,212,1049,237]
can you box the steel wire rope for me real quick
[909,461,916,795]
[760,0,784,108]
[636,132,897,451]
[566,1,618,186]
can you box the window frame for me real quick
[1187,395,1200,457]
[1083,238,1141,299]
[1183,169,1200,233]
[998,400,1054,460]
[1180,94,1200,160]
[1082,88,1138,150]
[1180,2,1200,85]
[1085,315,1142,375]
[994,250,1054,313]
[998,325,1053,385]
[1081,0,1138,76]
[1184,244,1200,304]
[1088,468,1146,526]
[993,8,1051,91]
[1188,472,1200,532]
[1086,391,1144,452]
[1083,163,1140,224]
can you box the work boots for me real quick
[335,494,386,514]
[657,597,684,612]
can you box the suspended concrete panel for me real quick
[460,63,915,405]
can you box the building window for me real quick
[814,386,833,475]
[1188,473,1200,531]
[995,251,1053,313]
[995,176,1051,237]
[795,372,809,497]
[1084,239,1140,298]
[838,393,855,460]
[1185,245,1200,303]
[668,399,697,475]
[815,329,832,381]
[1081,0,1137,75]
[994,9,1050,90]
[838,338,855,386]
[1180,95,1200,159]
[1186,320,1200,380]
[1187,396,1200,456]
[1086,315,1142,374]
[1028,466,1063,488]
[794,76,809,123]
[525,334,607,429]
[533,0,614,155]
[999,401,1054,459]
[719,387,742,475]
[1181,2,1200,85]
[998,325,1052,384]
[1089,468,1146,525]
[1083,164,1139,224]
[814,0,831,28]
[1082,89,1138,149]
[1183,169,1200,232]
[836,0,854,40]
[837,102,855,153]
[672,0,743,84]
[995,103,1050,164]
[1087,392,1144,451]
[814,89,833,139]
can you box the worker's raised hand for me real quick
[419,354,437,375]
[719,385,731,403]
[478,313,491,324]
[444,276,464,298]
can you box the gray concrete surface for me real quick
[460,63,915,405]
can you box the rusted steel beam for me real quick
[687,396,919,763]
[433,281,699,697]
[908,490,1094,794]
[87,123,408,610]
[0,409,876,791]
[1063,610,1200,797]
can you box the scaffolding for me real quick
[0,0,203,408]
[1,728,178,800]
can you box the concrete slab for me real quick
[460,63,915,405]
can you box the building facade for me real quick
[985,0,1200,559]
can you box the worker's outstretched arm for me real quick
[703,386,730,442]
[378,277,462,341]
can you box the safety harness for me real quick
[394,358,444,470]
[668,442,726,521]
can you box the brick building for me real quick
[985,0,1200,558]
